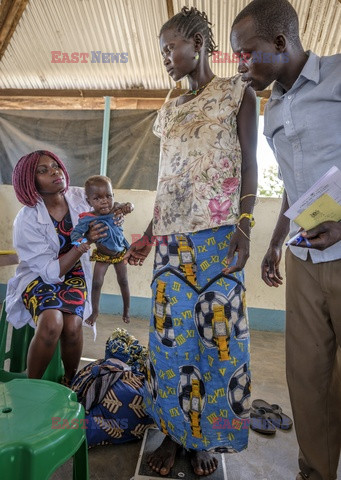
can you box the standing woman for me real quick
[6,150,107,383]
[125,6,258,476]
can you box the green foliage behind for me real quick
[258,165,284,198]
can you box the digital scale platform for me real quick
[133,428,228,480]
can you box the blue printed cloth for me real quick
[144,226,251,453]
[71,358,153,447]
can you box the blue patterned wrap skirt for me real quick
[144,225,251,453]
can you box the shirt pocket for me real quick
[305,110,341,153]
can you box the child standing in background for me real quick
[71,175,134,326]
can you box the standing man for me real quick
[231,1,341,479]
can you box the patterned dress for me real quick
[144,75,251,453]
[22,211,87,322]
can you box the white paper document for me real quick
[83,319,97,341]
[285,166,341,230]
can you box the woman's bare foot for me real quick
[190,451,218,476]
[147,436,179,476]
[122,315,130,324]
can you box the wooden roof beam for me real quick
[0,0,29,60]
[0,88,187,98]
[166,0,174,19]
[0,92,271,112]
[0,88,271,98]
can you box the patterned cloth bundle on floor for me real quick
[105,328,148,375]
[72,340,153,447]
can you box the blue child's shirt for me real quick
[71,212,129,252]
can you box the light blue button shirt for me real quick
[264,51,341,263]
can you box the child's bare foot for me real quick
[190,450,218,476]
[123,315,130,324]
[85,313,98,326]
[147,436,179,475]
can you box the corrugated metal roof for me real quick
[0,0,170,89]
[0,0,340,90]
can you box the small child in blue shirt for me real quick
[71,175,134,326]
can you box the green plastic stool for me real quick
[0,301,64,382]
[0,378,89,479]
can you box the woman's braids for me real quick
[12,150,70,207]
[160,6,218,56]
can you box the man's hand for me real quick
[261,245,283,287]
[298,221,341,250]
[123,237,153,266]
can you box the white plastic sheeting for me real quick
[0,109,160,189]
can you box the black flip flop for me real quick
[250,408,276,435]
[252,399,293,430]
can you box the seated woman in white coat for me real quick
[6,150,108,384]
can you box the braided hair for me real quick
[160,6,218,56]
[12,150,70,207]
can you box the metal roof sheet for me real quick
[0,0,340,91]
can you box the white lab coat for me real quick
[6,187,93,329]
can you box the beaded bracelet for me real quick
[238,213,255,228]
[72,237,88,247]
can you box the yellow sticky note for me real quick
[294,193,341,230]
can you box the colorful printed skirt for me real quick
[22,261,87,323]
[144,226,251,453]
[22,211,87,323]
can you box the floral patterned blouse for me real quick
[152,74,247,236]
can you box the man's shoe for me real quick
[296,473,309,480]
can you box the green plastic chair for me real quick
[0,378,89,479]
[0,301,64,382]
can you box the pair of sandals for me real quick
[250,398,293,435]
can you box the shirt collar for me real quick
[36,187,84,223]
[271,51,320,99]
[36,198,51,224]
[36,189,78,224]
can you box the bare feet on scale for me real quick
[190,450,218,476]
[147,436,179,476]
[147,436,218,477]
